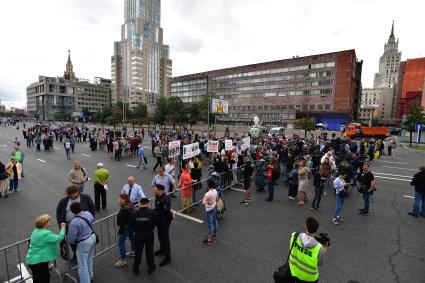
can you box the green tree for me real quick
[197,92,216,126]
[153,95,168,125]
[106,102,124,127]
[129,102,148,130]
[295,117,316,138]
[98,106,113,123]
[167,96,186,124]
[187,102,201,126]
[52,112,70,121]
[402,101,425,145]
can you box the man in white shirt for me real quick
[121,176,145,206]
[164,158,175,178]
[332,171,347,225]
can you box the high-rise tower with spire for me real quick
[373,21,402,88]
[64,50,76,81]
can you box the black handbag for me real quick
[273,232,299,283]
[59,239,70,260]
[144,156,148,164]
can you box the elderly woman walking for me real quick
[297,160,310,205]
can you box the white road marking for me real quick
[36,159,46,163]
[2,144,7,147]
[4,263,34,283]
[54,146,60,150]
[403,195,414,199]
[378,160,408,165]
[126,164,137,168]
[229,187,245,193]
[171,209,203,224]
[382,166,417,171]
[81,154,91,157]
[374,175,409,182]
[373,172,412,179]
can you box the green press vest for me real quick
[289,233,321,282]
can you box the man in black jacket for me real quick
[56,185,95,262]
[408,166,425,217]
[56,185,96,226]
[129,198,157,275]
[154,184,174,267]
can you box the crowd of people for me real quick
[2,121,424,283]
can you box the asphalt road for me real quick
[0,125,424,283]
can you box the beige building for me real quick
[26,51,111,120]
[359,88,393,124]
[160,45,172,97]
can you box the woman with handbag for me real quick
[202,179,218,245]
[26,214,66,283]
[0,159,9,198]
[332,171,348,225]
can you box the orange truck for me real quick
[344,123,389,139]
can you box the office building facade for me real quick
[26,52,111,120]
[170,50,362,130]
[111,0,171,110]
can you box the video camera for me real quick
[314,233,331,247]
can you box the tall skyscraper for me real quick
[359,21,402,124]
[111,0,171,110]
[373,21,402,88]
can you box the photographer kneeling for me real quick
[289,217,328,283]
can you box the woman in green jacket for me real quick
[26,214,66,282]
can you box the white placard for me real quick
[182,142,200,160]
[241,137,250,151]
[168,140,181,157]
[211,98,229,114]
[207,140,219,153]
[225,139,233,151]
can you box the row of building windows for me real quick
[171,78,207,87]
[225,113,296,119]
[211,62,335,81]
[230,104,332,111]
[173,88,333,101]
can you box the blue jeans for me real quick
[118,227,135,259]
[205,207,217,236]
[362,192,371,213]
[333,193,345,219]
[267,181,274,200]
[79,185,84,193]
[9,179,18,191]
[137,156,146,169]
[76,233,96,283]
[412,191,425,216]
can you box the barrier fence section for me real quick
[0,164,248,282]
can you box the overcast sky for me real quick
[0,0,424,109]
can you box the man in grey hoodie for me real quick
[289,217,328,283]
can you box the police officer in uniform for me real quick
[129,198,157,275]
[153,184,174,266]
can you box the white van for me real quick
[268,127,285,137]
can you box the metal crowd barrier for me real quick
[0,164,248,282]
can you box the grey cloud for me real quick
[172,34,204,53]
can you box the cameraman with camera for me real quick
[288,217,328,283]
